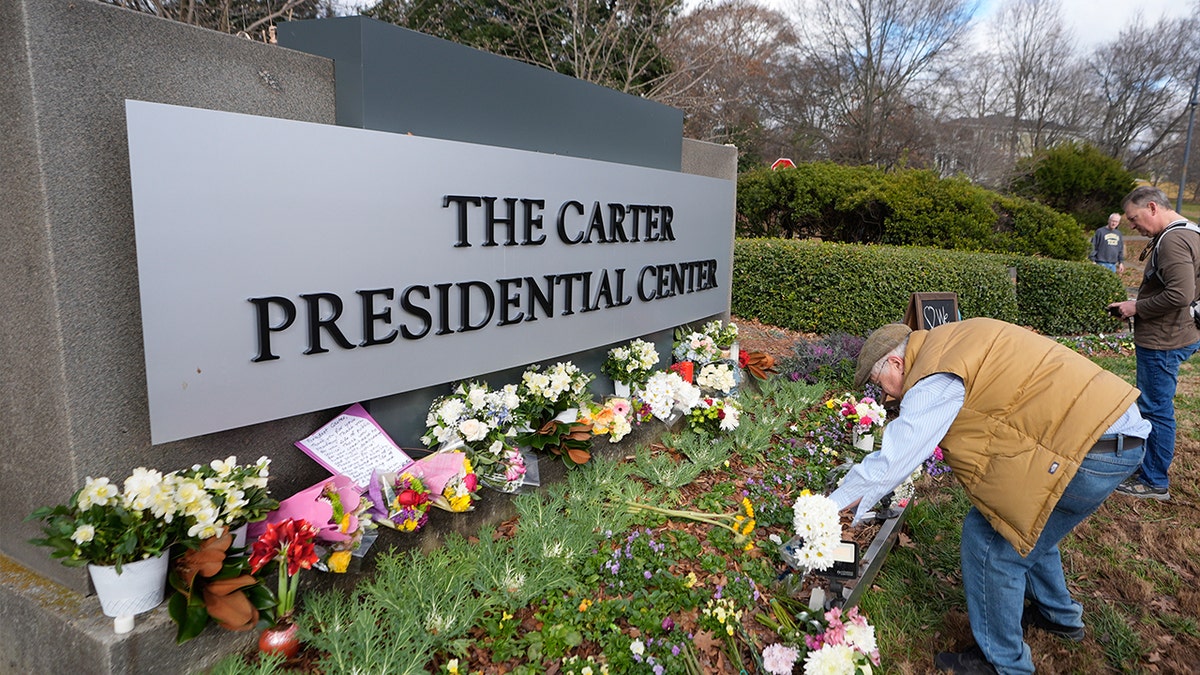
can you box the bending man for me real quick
[831,318,1149,675]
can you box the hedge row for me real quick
[737,163,1088,261]
[731,239,1127,336]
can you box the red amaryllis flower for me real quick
[249,518,320,620]
[249,518,320,577]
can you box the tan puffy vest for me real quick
[903,318,1139,555]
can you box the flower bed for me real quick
[209,353,941,674]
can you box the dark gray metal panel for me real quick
[277,16,683,171]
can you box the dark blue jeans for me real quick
[1135,342,1200,488]
[961,444,1144,674]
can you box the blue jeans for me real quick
[1097,262,1117,272]
[960,444,1144,674]
[1135,342,1200,488]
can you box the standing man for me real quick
[833,318,1148,674]
[1089,213,1125,273]
[1109,186,1200,500]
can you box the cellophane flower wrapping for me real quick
[687,396,742,434]
[580,397,635,443]
[696,362,738,395]
[421,380,522,451]
[672,330,722,364]
[402,450,479,512]
[248,474,377,573]
[641,371,702,421]
[368,470,432,532]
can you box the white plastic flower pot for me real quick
[614,381,631,398]
[87,551,169,633]
[853,431,875,453]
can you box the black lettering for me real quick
[299,293,355,355]
[443,195,481,247]
[557,200,585,244]
[357,289,398,347]
[659,206,675,241]
[434,283,454,335]
[497,277,524,326]
[249,296,296,362]
[637,266,657,301]
[584,201,609,243]
[399,285,432,339]
[525,275,555,321]
[482,196,518,247]
[458,281,495,332]
[521,199,547,245]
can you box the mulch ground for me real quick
[733,314,1200,675]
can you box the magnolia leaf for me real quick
[202,574,261,631]
[566,447,592,465]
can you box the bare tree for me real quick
[1083,11,1199,172]
[369,0,684,96]
[101,0,334,39]
[790,0,976,167]
[655,0,797,163]
[988,0,1079,155]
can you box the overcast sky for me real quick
[754,0,1195,55]
[977,0,1196,53]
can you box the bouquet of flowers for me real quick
[402,449,480,512]
[516,362,595,465]
[784,490,842,572]
[175,455,277,535]
[672,328,722,364]
[700,319,739,348]
[252,474,377,574]
[422,380,522,451]
[687,396,742,434]
[368,471,432,532]
[516,361,594,422]
[580,397,634,443]
[601,339,660,390]
[640,371,702,422]
[28,468,185,571]
[827,394,887,435]
[696,362,738,395]
[759,602,880,675]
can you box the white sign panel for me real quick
[126,100,735,444]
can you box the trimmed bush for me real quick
[1006,256,1128,335]
[732,239,1126,336]
[737,163,1088,260]
[1009,142,1136,229]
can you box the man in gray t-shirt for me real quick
[1089,213,1125,273]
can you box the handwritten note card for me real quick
[295,403,414,487]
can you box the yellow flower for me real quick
[742,497,755,519]
[579,598,592,612]
[685,572,698,588]
[446,658,460,675]
[743,541,755,551]
[328,550,352,573]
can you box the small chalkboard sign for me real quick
[903,292,960,330]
